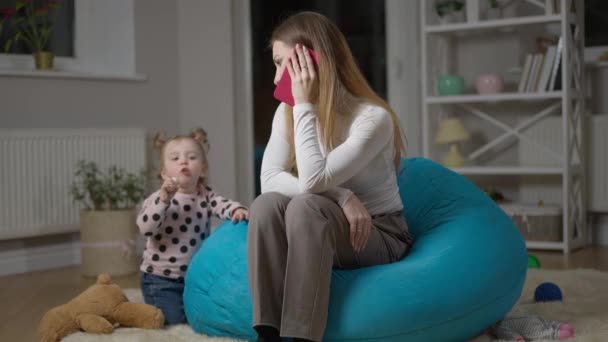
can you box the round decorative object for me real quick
[184,158,527,341]
[534,282,563,302]
[438,74,465,96]
[475,73,504,94]
[528,254,541,268]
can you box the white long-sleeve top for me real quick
[260,102,403,216]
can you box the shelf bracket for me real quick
[463,103,564,163]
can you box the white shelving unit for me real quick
[426,91,563,104]
[420,0,587,254]
[424,14,562,33]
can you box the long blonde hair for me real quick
[270,11,406,173]
[153,128,210,186]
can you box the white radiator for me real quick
[519,115,608,212]
[0,129,147,240]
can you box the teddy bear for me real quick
[38,273,164,342]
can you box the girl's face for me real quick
[272,40,293,86]
[161,138,206,193]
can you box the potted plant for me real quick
[70,160,146,277]
[3,0,62,70]
[435,0,466,24]
[486,0,517,20]
[487,0,502,20]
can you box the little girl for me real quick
[136,128,248,325]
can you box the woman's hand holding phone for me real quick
[273,44,319,106]
[286,44,318,105]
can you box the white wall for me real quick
[386,0,422,157]
[0,0,179,131]
[176,0,240,201]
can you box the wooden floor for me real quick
[531,245,608,271]
[0,267,139,342]
[2,246,607,342]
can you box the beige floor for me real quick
[2,246,607,342]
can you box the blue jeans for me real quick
[140,272,187,325]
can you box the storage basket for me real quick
[499,203,562,242]
[80,210,139,277]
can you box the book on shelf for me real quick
[527,53,544,92]
[547,36,563,91]
[518,36,563,93]
[517,54,533,93]
[519,53,542,93]
[536,45,556,92]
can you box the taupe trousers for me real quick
[247,192,411,341]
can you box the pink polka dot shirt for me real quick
[136,186,245,279]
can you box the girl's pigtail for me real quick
[153,131,167,152]
[191,127,210,154]
[191,128,209,188]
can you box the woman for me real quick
[248,11,413,342]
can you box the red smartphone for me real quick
[273,49,319,106]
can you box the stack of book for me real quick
[517,36,563,93]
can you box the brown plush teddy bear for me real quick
[38,273,164,342]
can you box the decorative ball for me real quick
[475,73,504,94]
[438,74,465,96]
[527,255,541,268]
[534,282,563,302]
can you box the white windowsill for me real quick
[0,68,147,82]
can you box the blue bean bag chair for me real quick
[184,158,527,341]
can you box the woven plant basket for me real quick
[80,210,139,277]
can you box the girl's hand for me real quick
[231,208,249,223]
[341,194,372,253]
[286,44,318,105]
[160,176,179,204]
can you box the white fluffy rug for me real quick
[63,269,608,342]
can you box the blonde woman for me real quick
[248,12,413,342]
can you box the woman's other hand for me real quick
[341,194,372,252]
[287,44,318,105]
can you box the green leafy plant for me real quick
[436,0,465,17]
[70,160,146,211]
[3,0,62,53]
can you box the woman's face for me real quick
[272,40,293,85]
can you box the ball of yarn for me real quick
[534,282,563,302]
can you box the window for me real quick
[0,0,75,57]
[0,0,138,79]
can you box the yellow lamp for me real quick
[435,118,470,167]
